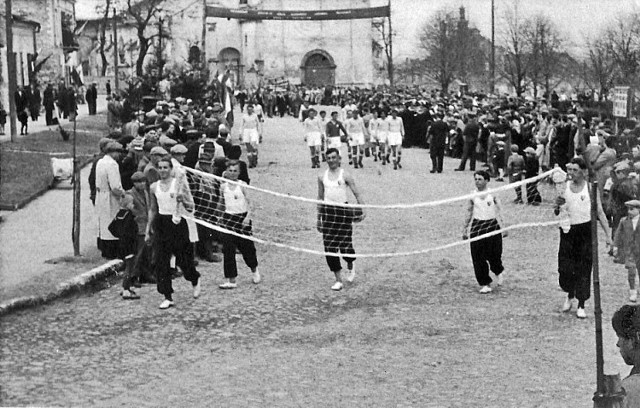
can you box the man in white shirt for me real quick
[303,108,324,168]
[387,109,405,170]
[240,104,262,168]
[345,110,367,169]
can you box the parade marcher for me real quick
[376,110,390,164]
[303,108,324,168]
[612,304,640,407]
[462,170,506,294]
[217,160,261,289]
[555,157,609,318]
[428,113,448,174]
[613,200,640,302]
[346,110,367,169]
[95,141,125,259]
[146,158,202,309]
[387,109,405,170]
[240,104,262,168]
[325,111,348,153]
[317,148,365,291]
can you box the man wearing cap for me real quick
[610,161,639,238]
[613,199,640,302]
[89,137,114,205]
[95,142,125,259]
[144,146,168,186]
[126,171,156,285]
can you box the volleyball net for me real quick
[184,167,567,258]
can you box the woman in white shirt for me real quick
[462,170,506,294]
[217,160,261,289]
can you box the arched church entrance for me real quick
[300,49,336,87]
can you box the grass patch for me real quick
[0,116,109,208]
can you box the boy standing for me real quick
[614,200,640,302]
[507,144,525,202]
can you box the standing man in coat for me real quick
[428,113,449,174]
[86,82,98,115]
[95,141,125,259]
[456,111,480,171]
[43,83,56,125]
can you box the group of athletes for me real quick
[299,103,406,170]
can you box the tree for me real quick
[372,18,395,88]
[581,37,616,101]
[419,9,458,93]
[604,14,640,87]
[521,14,565,98]
[126,0,166,77]
[96,0,112,76]
[500,3,529,97]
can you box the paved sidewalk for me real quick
[0,98,121,313]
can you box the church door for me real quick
[302,51,335,87]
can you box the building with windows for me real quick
[207,0,384,88]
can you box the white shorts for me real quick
[327,136,342,149]
[387,131,402,146]
[243,129,260,144]
[306,131,322,147]
[349,132,365,147]
[377,131,388,144]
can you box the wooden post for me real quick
[71,117,80,256]
[113,7,119,93]
[387,0,394,89]
[490,0,495,95]
[593,373,625,407]
[5,0,17,141]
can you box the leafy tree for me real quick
[419,10,458,93]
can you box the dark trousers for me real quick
[430,144,445,172]
[470,218,504,286]
[153,215,200,298]
[558,222,592,302]
[320,205,356,272]
[458,141,477,170]
[45,108,54,125]
[526,181,542,204]
[88,101,97,115]
[220,212,258,279]
[122,235,144,290]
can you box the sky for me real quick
[76,0,640,59]
[384,0,640,60]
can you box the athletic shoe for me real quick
[496,273,504,286]
[253,270,261,284]
[562,297,573,312]
[193,279,201,299]
[331,281,343,291]
[219,282,237,289]
[631,289,638,302]
[159,299,174,309]
[479,285,492,294]
[576,307,587,319]
[121,289,140,300]
[346,265,356,283]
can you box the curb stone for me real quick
[0,259,124,317]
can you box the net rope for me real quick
[184,167,567,258]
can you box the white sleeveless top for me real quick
[155,178,178,215]
[472,190,497,221]
[323,169,348,204]
[223,181,249,214]
[565,182,591,225]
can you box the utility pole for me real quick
[113,7,119,92]
[5,0,17,141]
[387,0,394,89]
[490,0,495,95]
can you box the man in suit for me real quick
[428,113,449,173]
[456,111,480,171]
[86,83,98,115]
[43,83,56,125]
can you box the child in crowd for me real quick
[108,194,140,300]
[18,109,28,135]
[614,200,640,302]
[0,105,7,135]
[507,144,525,203]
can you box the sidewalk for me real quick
[0,97,122,314]
[0,97,108,143]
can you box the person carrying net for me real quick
[317,148,365,291]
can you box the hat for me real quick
[626,199,640,208]
[615,161,631,172]
[150,146,168,156]
[159,135,177,147]
[131,171,146,182]
[170,144,188,154]
[524,146,536,154]
[198,151,214,163]
[105,141,123,153]
[99,137,112,152]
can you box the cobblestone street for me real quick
[0,113,632,407]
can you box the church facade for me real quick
[207,0,384,88]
